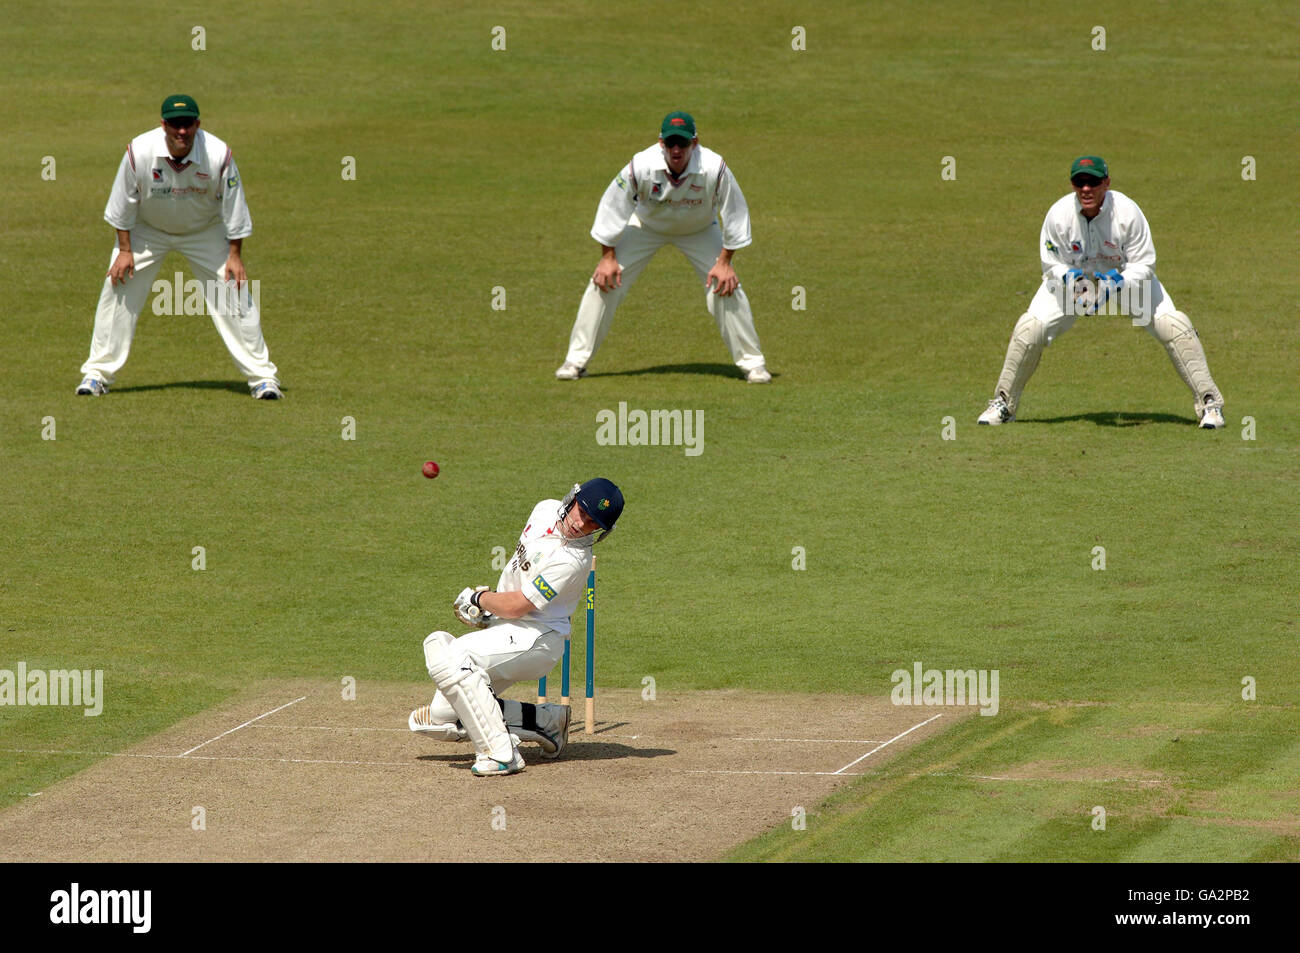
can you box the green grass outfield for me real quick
[1,0,1297,860]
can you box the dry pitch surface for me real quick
[0,681,951,862]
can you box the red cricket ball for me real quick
[422,461,440,479]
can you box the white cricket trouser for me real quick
[79,221,279,387]
[422,620,566,725]
[563,216,766,371]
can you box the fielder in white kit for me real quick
[409,478,624,777]
[75,95,282,399]
[555,111,771,384]
[978,155,1224,428]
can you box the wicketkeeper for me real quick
[978,156,1225,428]
[409,479,623,777]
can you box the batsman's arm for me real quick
[474,589,535,620]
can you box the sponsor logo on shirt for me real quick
[532,575,557,601]
[1044,240,1057,253]
[226,176,239,190]
[195,171,210,180]
[513,541,531,573]
[150,186,207,197]
[1103,240,1118,249]
[615,173,626,190]
[689,184,703,192]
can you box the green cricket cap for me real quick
[161,95,200,120]
[660,111,697,141]
[1070,155,1108,179]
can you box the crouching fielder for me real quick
[409,478,624,777]
[978,155,1225,429]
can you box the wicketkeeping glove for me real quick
[452,586,493,629]
[1094,268,1124,307]
[1062,268,1095,313]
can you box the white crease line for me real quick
[178,695,307,757]
[733,737,886,744]
[0,747,420,769]
[685,769,862,777]
[833,713,943,775]
[248,724,409,732]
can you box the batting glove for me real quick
[452,585,493,629]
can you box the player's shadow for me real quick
[416,743,674,768]
[1021,411,1194,427]
[586,362,754,381]
[109,379,252,396]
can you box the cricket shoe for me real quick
[746,364,772,384]
[75,377,108,396]
[555,361,587,381]
[534,704,571,760]
[978,396,1014,425]
[470,747,526,777]
[251,380,283,399]
[1199,399,1225,430]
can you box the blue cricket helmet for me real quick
[562,478,624,543]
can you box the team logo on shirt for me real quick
[1070,241,1082,253]
[689,184,703,192]
[1104,240,1118,249]
[651,183,662,196]
[532,575,557,601]
[152,169,163,181]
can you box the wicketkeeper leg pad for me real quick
[994,312,1048,415]
[1149,311,1222,413]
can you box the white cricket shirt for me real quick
[591,143,752,248]
[1039,189,1157,286]
[103,128,253,239]
[495,500,593,636]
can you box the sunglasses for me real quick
[1072,175,1105,188]
[165,117,197,129]
[663,137,692,148]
